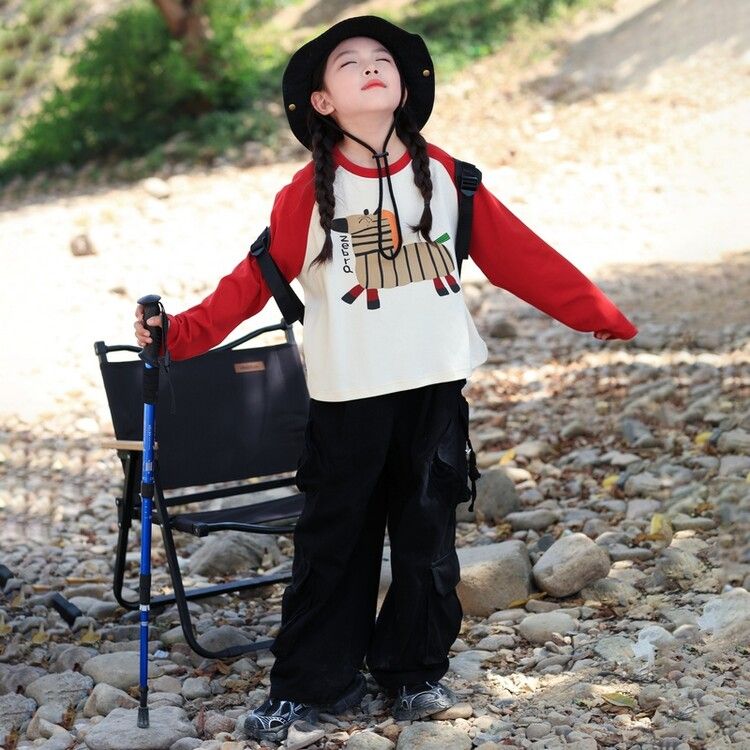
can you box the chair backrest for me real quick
[95,323,310,490]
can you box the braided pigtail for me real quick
[396,106,435,245]
[308,114,341,270]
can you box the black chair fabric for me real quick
[99,341,309,490]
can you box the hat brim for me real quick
[282,15,435,151]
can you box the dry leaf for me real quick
[507,592,547,608]
[10,590,25,608]
[602,474,619,491]
[694,431,712,447]
[499,448,516,465]
[0,614,12,636]
[79,623,101,645]
[31,624,50,644]
[602,691,638,709]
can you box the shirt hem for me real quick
[307,367,480,402]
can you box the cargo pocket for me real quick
[425,549,463,662]
[430,393,482,511]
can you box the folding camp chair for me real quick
[94,318,309,659]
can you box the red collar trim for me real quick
[332,144,412,177]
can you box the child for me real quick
[134,15,637,743]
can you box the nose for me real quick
[364,66,379,76]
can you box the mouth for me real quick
[362,81,386,91]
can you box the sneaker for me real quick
[314,671,368,714]
[391,679,458,721]
[243,697,318,743]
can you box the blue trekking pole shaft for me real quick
[136,293,163,729]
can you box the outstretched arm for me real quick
[164,167,315,360]
[468,182,638,340]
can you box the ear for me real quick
[311,90,334,116]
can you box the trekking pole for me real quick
[136,293,163,729]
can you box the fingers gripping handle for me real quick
[138,294,163,363]
[138,294,163,405]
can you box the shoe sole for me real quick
[392,687,458,722]
[244,705,319,743]
[316,672,368,714]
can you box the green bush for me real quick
[0,0,293,182]
[395,0,581,74]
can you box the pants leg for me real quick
[269,378,469,703]
[269,394,395,705]
[366,378,467,689]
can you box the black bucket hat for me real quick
[282,15,435,151]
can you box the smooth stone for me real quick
[83,652,162,690]
[517,612,578,644]
[285,719,326,750]
[82,706,196,750]
[456,541,532,617]
[83,683,138,717]
[532,533,611,597]
[150,675,182,694]
[169,739,203,750]
[460,468,520,523]
[27,705,66,739]
[0,693,37,734]
[344,731,396,749]
[196,626,251,653]
[579,577,640,607]
[696,587,750,634]
[50,645,98,673]
[593,635,635,661]
[448,650,493,681]
[719,455,750,476]
[625,498,662,520]
[432,702,473,719]
[25,671,93,709]
[505,509,559,531]
[181,677,211,700]
[654,547,706,587]
[184,531,274,576]
[0,664,47,693]
[395,721,472,749]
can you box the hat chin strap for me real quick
[317,80,407,261]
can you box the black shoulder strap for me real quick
[453,158,482,278]
[249,227,305,325]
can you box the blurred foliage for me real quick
[0,0,293,183]
[395,0,584,75]
[0,0,596,188]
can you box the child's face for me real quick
[310,36,405,124]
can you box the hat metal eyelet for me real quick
[288,103,296,111]
[422,69,431,77]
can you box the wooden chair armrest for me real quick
[100,438,159,452]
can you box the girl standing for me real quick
[135,15,637,743]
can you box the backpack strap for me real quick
[249,226,305,325]
[453,159,482,278]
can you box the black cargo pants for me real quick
[268,377,479,706]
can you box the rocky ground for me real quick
[1,0,749,748]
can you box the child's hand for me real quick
[594,330,613,340]
[134,303,162,347]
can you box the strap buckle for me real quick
[249,226,270,257]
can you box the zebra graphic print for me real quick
[331,208,461,310]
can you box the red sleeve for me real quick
[469,182,638,339]
[165,163,316,360]
[427,143,638,340]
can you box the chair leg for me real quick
[153,475,274,660]
[112,450,139,611]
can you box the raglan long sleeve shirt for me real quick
[164,142,637,401]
